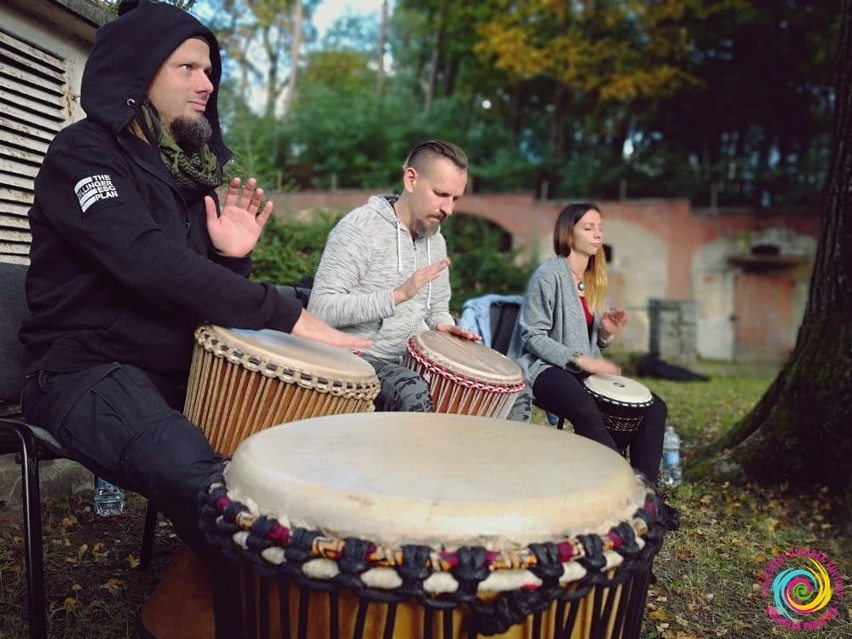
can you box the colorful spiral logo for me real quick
[762,548,844,631]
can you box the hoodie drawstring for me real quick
[396,220,403,273]
[426,237,432,309]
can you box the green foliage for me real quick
[249,212,341,285]
[207,0,837,208]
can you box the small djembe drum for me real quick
[403,331,525,418]
[201,412,667,639]
[184,324,381,455]
[582,374,655,451]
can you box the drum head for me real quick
[408,331,522,385]
[225,413,646,551]
[583,374,652,404]
[199,325,377,381]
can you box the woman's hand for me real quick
[578,356,621,376]
[600,308,628,341]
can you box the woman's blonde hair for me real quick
[553,202,608,312]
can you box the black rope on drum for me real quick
[396,544,434,599]
[469,542,564,636]
[334,537,371,590]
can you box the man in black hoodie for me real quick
[18,0,368,557]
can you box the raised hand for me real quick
[600,308,628,339]
[205,177,274,258]
[392,258,450,304]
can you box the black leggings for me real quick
[532,366,667,484]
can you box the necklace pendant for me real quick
[577,281,585,291]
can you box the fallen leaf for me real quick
[676,548,694,561]
[648,610,668,621]
[127,554,140,569]
[64,557,78,564]
[100,577,124,595]
[60,515,78,529]
[63,597,77,613]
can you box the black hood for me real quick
[80,0,230,163]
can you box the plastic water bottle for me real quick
[661,426,682,486]
[93,477,126,516]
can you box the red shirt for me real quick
[580,295,594,327]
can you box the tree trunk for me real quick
[284,0,303,114]
[696,0,852,528]
[376,0,388,95]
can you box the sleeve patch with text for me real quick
[74,174,119,213]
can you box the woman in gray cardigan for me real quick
[508,203,666,484]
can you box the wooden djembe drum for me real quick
[200,412,668,638]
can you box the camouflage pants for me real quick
[361,355,532,423]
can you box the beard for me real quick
[412,216,442,239]
[170,115,212,154]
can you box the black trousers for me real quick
[532,366,667,484]
[21,363,220,558]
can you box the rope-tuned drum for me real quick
[201,412,668,638]
[403,331,525,419]
[184,324,381,455]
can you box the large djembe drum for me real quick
[185,324,381,454]
[582,374,654,452]
[403,331,525,418]
[138,326,380,638]
[200,413,667,638]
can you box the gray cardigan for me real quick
[308,195,454,361]
[508,257,606,387]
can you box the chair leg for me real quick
[5,422,48,639]
[139,501,158,570]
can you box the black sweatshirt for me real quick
[19,0,301,379]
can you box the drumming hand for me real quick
[600,309,628,339]
[205,177,274,258]
[437,323,482,342]
[291,310,373,350]
[579,356,622,376]
[393,258,450,305]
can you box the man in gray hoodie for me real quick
[309,140,531,420]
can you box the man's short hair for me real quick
[403,140,468,173]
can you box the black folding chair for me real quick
[0,261,158,639]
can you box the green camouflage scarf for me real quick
[139,99,221,193]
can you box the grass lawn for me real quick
[1,362,849,638]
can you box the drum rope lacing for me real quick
[194,326,381,401]
[405,337,526,395]
[199,463,669,636]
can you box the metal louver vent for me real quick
[0,27,68,264]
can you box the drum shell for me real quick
[184,324,380,455]
[403,331,525,419]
